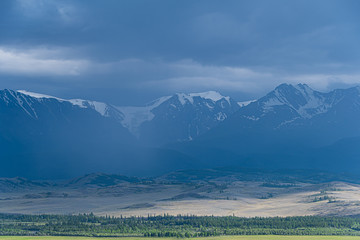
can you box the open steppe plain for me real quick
[1,168,360,217]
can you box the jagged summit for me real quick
[175,91,230,105]
[16,89,118,118]
[117,91,239,142]
[17,90,63,100]
[144,91,230,107]
[259,83,329,118]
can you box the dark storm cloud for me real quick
[1,0,360,104]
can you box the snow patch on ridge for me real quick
[238,100,256,107]
[190,91,228,102]
[117,92,233,134]
[85,101,109,116]
[215,112,227,121]
[176,93,194,105]
[176,91,230,105]
[17,90,64,102]
[17,90,111,117]
[116,96,172,135]
[16,89,237,137]
[7,90,38,119]
[262,84,331,118]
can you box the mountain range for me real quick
[1,84,359,178]
[172,84,360,172]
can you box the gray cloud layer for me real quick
[1,0,360,104]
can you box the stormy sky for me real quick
[1,0,360,105]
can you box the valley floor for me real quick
[1,180,360,217]
[1,169,360,217]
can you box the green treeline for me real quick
[1,213,360,237]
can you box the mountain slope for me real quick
[0,89,138,178]
[13,90,241,147]
[202,84,360,145]
[117,91,240,145]
[169,84,360,173]
[0,89,204,178]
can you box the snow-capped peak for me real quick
[175,91,230,105]
[262,83,330,118]
[146,95,172,108]
[115,91,236,136]
[190,91,228,102]
[17,90,64,101]
[176,93,194,105]
[17,90,111,117]
[238,100,256,107]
